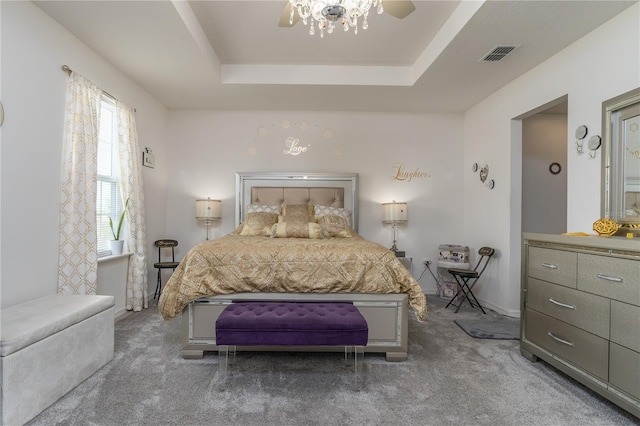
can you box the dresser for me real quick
[521,233,640,418]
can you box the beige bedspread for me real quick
[158,233,427,321]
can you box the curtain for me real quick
[116,101,148,311]
[58,72,103,294]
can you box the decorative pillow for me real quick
[239,212,278,236]
[314,205,351,226]
[281,203,314,217]
[271,222,323,239]
[317,214,354,238]
[279,203,315,224]
[246,204,281,215]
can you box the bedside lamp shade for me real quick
[196,198,222,220]
[196,198,221,240]
[382,202,408,224]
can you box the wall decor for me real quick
[575,124,588,154]
[253,119,340,158]
[575,125,588,139]
[588,135,601,158]
[472,162,478,172]
[479,164,489,183]
[257,126,268,137]
[142,147,155,168]
[283,136,310,156]
[487,179,495,190]
[549,162,561,174]
[391,163,430,182]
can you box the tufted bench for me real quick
[1,294,115,425]
[215,302,368,386]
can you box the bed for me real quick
[159,172,427,361]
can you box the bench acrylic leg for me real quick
[345,346,365,389]
[354,345,364,390]
[217,345,236,387]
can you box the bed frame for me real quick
[180,172,410,361]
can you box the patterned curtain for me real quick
[116,101,148,311]
[58,72,102,294]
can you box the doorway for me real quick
[521,99,568,234]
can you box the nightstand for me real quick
[397,256,412,274]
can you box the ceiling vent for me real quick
[480,45,519,62]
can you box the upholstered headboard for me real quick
[236,172,359,231]
[251,187,344,208]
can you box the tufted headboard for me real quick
[251,187,344,208]
[236,172,359,231]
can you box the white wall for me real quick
[464,4,640,316]
[2,2,637,317]
[0,1,169,308]
[164,110,465,294]
[522,113,567,234]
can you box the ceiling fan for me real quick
[278,0,416,29]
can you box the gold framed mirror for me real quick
[602,87,640,226]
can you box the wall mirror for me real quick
[602,87,640,225]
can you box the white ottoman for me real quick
[1,294,115,425]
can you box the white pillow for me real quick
[314,205,351,226]
[246,204,281,215]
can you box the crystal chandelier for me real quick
[289,0,384,38]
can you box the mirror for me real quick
[602,87,640,225]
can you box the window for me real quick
[96,97,123,256]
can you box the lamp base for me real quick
[394,250,405,258]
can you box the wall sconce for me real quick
[196,198,221,240]
[382,201,408,256]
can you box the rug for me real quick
[454,318,520,340]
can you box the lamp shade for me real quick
[382,201,407,223]
[196,198,221,220]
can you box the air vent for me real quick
[480,45,519,62]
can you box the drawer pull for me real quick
[547,332,574,347]
[596,273,623,283]
[548,298,576,310]
[541,263,558,269]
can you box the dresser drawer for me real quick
[527,278,610,339]
[528,247,577,288]
[578,254,640,305]
[524,308,608,380]
[611,300,640,353]
[610,343,640,400]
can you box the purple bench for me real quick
[215,302,368,386]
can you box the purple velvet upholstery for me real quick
[215,302,368,346]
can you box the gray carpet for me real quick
[454,318,520,340]
[28,297,639,426]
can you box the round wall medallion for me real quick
[487,179,495,189]
[549,162,562,175]
[472,162,478,172]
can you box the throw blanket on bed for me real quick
[158,233,427,321]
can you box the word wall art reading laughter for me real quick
[392,164,430,182]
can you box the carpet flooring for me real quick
[454,318,520,340]
[28,297,639,426]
